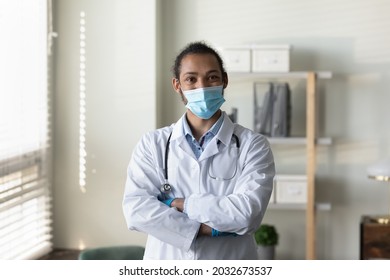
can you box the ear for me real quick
[172,78,182,94]
[222,72,228,89]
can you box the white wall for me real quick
[53,0,156,249]
[53,0,390,259]
[158,0,390,259]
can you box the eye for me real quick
[185,76,196,84]
[208,75,220,81]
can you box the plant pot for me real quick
[257,245,275,260]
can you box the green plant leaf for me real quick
[254,224,279,246]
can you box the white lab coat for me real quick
[123,112,275,259]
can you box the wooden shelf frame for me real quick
[306,72,317,260]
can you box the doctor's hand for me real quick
[170,198,184,212]
[198,224,212,237]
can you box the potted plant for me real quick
[254,224,279,259]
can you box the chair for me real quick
[78,245,145,260]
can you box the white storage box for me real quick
[252,45,290,72]
[220,47,251,72]
[274,174,307,204]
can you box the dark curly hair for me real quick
[172,41,226,80]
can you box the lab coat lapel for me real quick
[170,114,197,160]
[198,139,219,161]
[198,113,235,162]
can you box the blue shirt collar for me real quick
[183,112,224,140]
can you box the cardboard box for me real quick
[274,174,307,203]
[252,45,290,72]
[220,47,251,72]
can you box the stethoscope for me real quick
[160,132,240,195]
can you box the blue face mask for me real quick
[182,85,225,119]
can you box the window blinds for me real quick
[0,0,52,259]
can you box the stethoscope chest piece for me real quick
[160,183,172,194]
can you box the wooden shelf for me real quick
[268,137,332,145]
[268,202,332,211]
[229,71,332,82]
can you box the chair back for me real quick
[78,245,145,260]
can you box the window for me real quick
[0,0,52,259]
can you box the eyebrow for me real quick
[182,70,220,76]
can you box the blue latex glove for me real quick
[211,228,238,237]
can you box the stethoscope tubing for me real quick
[161,132,239,194]
[164,132,173,181]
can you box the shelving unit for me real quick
[229,71,332,260]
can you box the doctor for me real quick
[123,41,275,260]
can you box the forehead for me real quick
[179,53,221,76]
